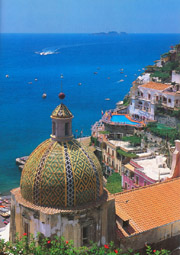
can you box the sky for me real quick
[1,0,180,33]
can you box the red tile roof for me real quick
[113,178,180,237]
[140,81,171,91]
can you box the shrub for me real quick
[147,123,179,145]
[90,136,98,146]
[121,135,141,146]
[0,235,170,255]
[123,96,130,106]
[106,173,122,194]
[117,148,138,159]
[99,131,110,135]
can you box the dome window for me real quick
[52,122,56,135]
[65,123,69,136]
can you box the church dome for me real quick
[20,138,103,208]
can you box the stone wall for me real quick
[135,129,163,152]
[155,114,180,128]
[104,123,135,136]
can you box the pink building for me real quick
[122,156,171,190]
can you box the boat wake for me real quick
[35,47,60,55]
[35,42,100,56]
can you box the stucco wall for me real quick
[119,220,180,252]
[122,168,155,190]
[172,71,180,84]
[10,191,116,247]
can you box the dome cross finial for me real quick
[59,74,65,100]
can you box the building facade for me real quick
[122,156,171,190]
[129,81,180,121]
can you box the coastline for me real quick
[1,33,180,197]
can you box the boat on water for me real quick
[94,72,98,75]
[105,98,110,101]
[35,78,38,81]
[5,75,9,78]
[40,51,54,55]
[16,156,28,171]
[16,156,28,165]
[78,83,82,86]
[125,75,127,77]
[107,77,110,79]
[120,71,123,74]
[28,82,32,84]
[42,93,47,99]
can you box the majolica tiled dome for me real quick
[20,138,103,208]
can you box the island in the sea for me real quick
[92,31,127,35]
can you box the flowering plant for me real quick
[0,234,170,255]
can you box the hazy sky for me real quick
[1,0,180,33]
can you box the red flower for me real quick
[47,240,51,244]
[23,233,27,236]
[66,241,69,244]
[153,250,156,253]
[104,244,109,249]
[114,249,118,254]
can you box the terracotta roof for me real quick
[113,178,180,237]
[139,82,171,91]
[116,205,130,221]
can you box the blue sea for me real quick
[1,33,180,194]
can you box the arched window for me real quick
[65,123,69,136]
[52,122,56,135]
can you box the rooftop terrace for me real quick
[133,156,171,181]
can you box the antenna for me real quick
[60,73,63,92]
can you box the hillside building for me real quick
[122,156,171,190]
[129,81,180,120]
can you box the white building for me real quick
[172,70,180,84]
[129,81,180,120]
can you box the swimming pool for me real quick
[110,115,140,125]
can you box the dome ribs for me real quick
[77,143,100,201]
[64,142,75,207]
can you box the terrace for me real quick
[102,111,145,128]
